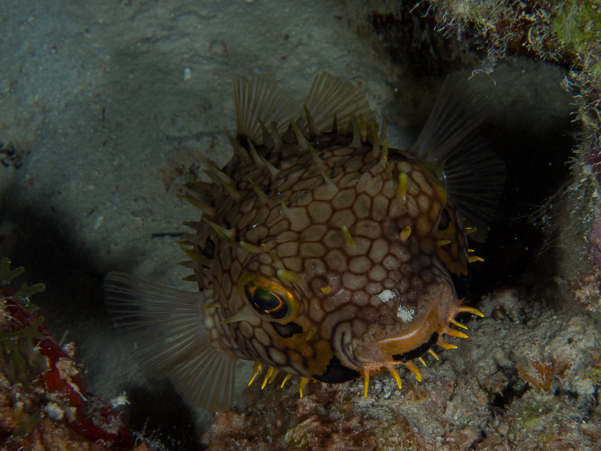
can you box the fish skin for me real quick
[104,72,504,411]
[195,127,468,378]
[191,76,482,375]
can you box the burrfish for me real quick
[104,72,504,411]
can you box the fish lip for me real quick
[353,284,458,370]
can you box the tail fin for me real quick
[104,272,237,412]
[410,76,505,242]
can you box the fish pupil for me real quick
[245,285,286,318]
[254,288,281,310]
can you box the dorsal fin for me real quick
[104,272,237,411]
[304,72,377,135]
[234,75,298,145]
[411,76,505,242]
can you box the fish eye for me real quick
[239,273,299,323]
[245,285,286,318]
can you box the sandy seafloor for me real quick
[1,0,598,449]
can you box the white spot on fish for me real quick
[396,305,415,323]
[378,289,396,303]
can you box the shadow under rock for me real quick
[466,105,578,301]
[0,187,203,449]
[383,64,578,306]
[126,384,205,451]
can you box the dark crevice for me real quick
[490,368,530,411]
[127,384,204,451]
[467,118,577,300]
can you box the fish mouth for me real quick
[354,298,451,372]
[351,283,483,396]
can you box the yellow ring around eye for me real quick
[238,273,299,324]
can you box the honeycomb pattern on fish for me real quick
[197,142,456,374]
[104,72,505,411]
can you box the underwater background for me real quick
[1,0,600,449]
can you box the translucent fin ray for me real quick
[443,132,505,242]
[304,72,377,135]
[103,272,237,412]
[410,76,489,162]
[234,75,299,145]
[410,76,505,242]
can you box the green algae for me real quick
[590,367,601,385]
[0,257,24,284]
[0,316,45,341]
[1,258,45,302]
[14,283,45,302]
[1,258,46,375]
[552,0,601,79]
[509,399,549,438]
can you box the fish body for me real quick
[105,73,504,411]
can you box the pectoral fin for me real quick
[410,76,505,242]
[104,272,237,412]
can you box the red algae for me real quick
[2,298,134,448]
[0,259,139,449]
[517,360,553,392]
